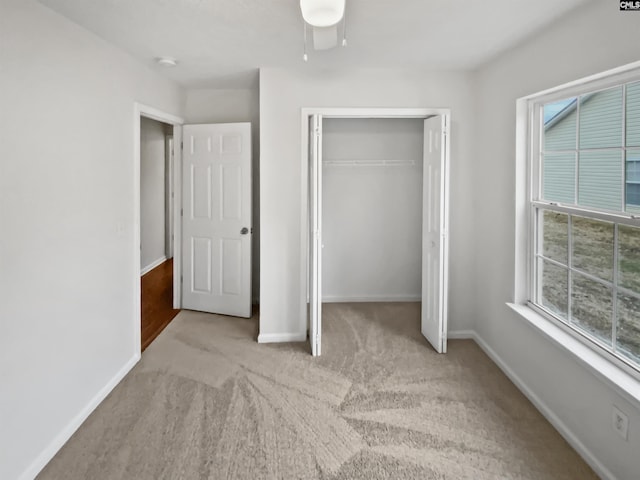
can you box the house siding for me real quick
[542,87,636,211]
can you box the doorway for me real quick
[139,117,179,350]
[134,104,184,353]
[133,109,253,351]
[301,108,450,357]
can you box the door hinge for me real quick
[181,141,184,150]
[181,208,183,217]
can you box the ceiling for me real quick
[37,0,592,89]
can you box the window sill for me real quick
[507,302,640,408]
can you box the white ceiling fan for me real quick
[300,0,347,60]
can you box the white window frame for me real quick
[513,61,640,397]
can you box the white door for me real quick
[421,115,450,353]
[309,115,323,356]
[182,123,252,317]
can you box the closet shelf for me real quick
[323,159,417,167]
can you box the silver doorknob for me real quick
[241,227,249,235]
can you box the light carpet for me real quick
[38,302,598,480]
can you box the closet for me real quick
[304,109,451,357]
[321,118,424,303]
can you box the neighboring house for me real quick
[544,86,640,211]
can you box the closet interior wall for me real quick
[321,118,424,303]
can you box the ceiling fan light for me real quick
[300,0,345,27]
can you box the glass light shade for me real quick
[300,0,345,27]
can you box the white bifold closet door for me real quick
[309,114,323,356]
[182,123,252,318]
[308,114,450,357]
[421,116,450,353]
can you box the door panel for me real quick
[422,116,449,353]
[222,165,242,219]
[309,115,323,356]
[191,165,212,219]
[221,238,242,295]
[182,123,252,317]
[192,237,212,293]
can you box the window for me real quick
[528,73,640,375]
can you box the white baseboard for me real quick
[257,332,307,343]
[470,331,617,480]
[140,256,167,276]
[447,329,475,339]
[322,295,421,303]
[19,354,140,480]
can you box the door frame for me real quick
[299,107,451,354]
[165,135,175,260]
[134,103,184,354]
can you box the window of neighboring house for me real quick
[529,75,640,375]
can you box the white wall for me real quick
[185,88,260,301]
[259,68,476,338]
[322,118,423,302]
[140,117,167,270]
[0,1,184,479]
[473,2,640,479]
